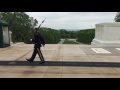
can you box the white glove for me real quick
[30,39,32,42]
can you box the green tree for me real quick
[0,12,38,43]
[115,12,120,22]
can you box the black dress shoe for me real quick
[39,61,45,64]
[26,59,33,63]
[42,61,45,63]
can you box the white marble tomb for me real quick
[91,23,120,47]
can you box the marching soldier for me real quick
[26,28,45,64]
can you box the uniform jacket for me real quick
[32,32,45,48]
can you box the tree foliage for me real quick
[0,12,38,43]
[40,28,61,44]
[77,29,95,44]
[115,12,120,22]
[59,29,77,39]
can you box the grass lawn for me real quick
[63,40,79,44]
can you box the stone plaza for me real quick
[0,43,120,78]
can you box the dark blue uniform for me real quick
[27,31,45,63]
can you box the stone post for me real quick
[9,31,13,44]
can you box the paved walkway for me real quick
[0,43,120,78]
[58,39,85,44]
[58,39,65,44]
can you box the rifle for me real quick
[38,18,46,30]
[31,18,46,42]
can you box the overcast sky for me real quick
[26,12,117,30]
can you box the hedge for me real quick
[77,29,95,44]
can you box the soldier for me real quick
[26,28,45,64]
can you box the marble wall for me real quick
[91,23,120,47]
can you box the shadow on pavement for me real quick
[0,61,120,67]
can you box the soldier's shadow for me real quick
[0,61,120,67]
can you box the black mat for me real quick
[0,61,120,67]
